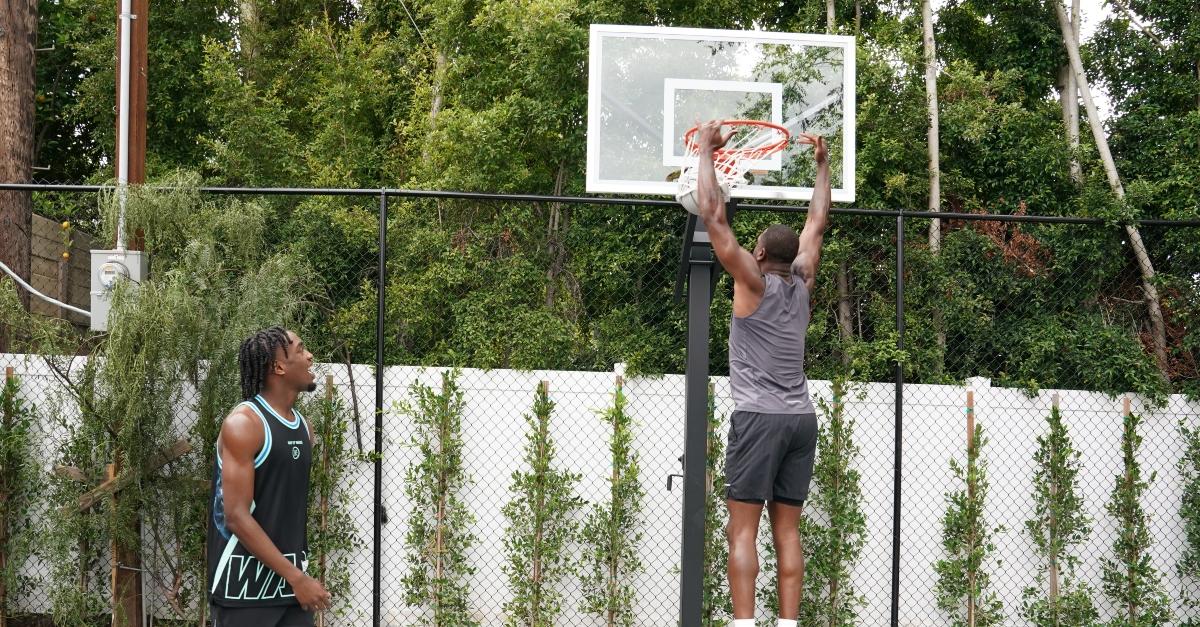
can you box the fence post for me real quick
[891,212,905,627]
[373,190,387,627]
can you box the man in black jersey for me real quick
[208,327,330,627]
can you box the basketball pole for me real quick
[679,198,733,625]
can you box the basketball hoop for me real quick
[676,120,790,214]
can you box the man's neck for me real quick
[759,261,791,278]
[259,386,298,418]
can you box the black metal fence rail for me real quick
[1,182,1198,627]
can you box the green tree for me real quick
[935,422,1004,627]
[502,383,584,627]
[579,380,643,627]
[401,370,477,626]
[1180,417,1200,625]
[702,383,731,626]
[800,379,867,626]
[304,382,364,620]
[1101,406,1172,626]
[0,374,42,621]
[1,175,313,624]
[1023,402,1098,626]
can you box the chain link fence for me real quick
[1,185,1199,626]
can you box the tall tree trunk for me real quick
[238,0,259,73]
[854,0,861,36]
[425,49,447,222]
[923,0,946,372]
[423,49,447,165]
[922,0,940,239]
[0,0,38,329]
[1055,2,1170,375]
[545,162,568,309]
[1058,0,1082,183]
[837,260,853,366]
[829,0,855,364]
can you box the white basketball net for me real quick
[676,122,789,212]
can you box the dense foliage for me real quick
[0,375,41,619]
[21,0,1198,394]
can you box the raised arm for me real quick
[694,120,764,297]
[791,133,830,293]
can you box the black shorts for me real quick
[725,410,818,506]
[210,604,313,627]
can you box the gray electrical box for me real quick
[89,249,148,331]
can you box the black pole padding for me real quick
[679,217,715,626]
[373,191,387,627]
[890,213,905,627]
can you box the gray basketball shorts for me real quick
[725,410,818,506]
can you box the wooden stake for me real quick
[1048,392,1061,609]
[965,389,976,627]
[317,375,334,627]
[966,390,975,451]
[1123,396,1132,417]
[108,460,143,627]
[69,439,192,515]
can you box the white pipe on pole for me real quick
[116,0,133,252]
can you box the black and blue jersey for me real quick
[207,395,312,607]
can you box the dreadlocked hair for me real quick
[238,326,291,400]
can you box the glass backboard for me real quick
[587,24,856,203]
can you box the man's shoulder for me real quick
[220,402,268,443]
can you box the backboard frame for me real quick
[586,24,856,203]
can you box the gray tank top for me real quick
[729,272,814,414]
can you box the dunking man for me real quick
[692,120,830,627]
[208,327,331,626]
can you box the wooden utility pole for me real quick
[112,0,147,249]
[111,2,149,622]
[114,0,148,188]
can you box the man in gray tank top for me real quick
[692,120,830,627]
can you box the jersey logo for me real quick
[292,447,300,460]
[221,551,307,600]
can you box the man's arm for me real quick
[219,408,331,611]
[694,121,764,299]
[791,133,830,293]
